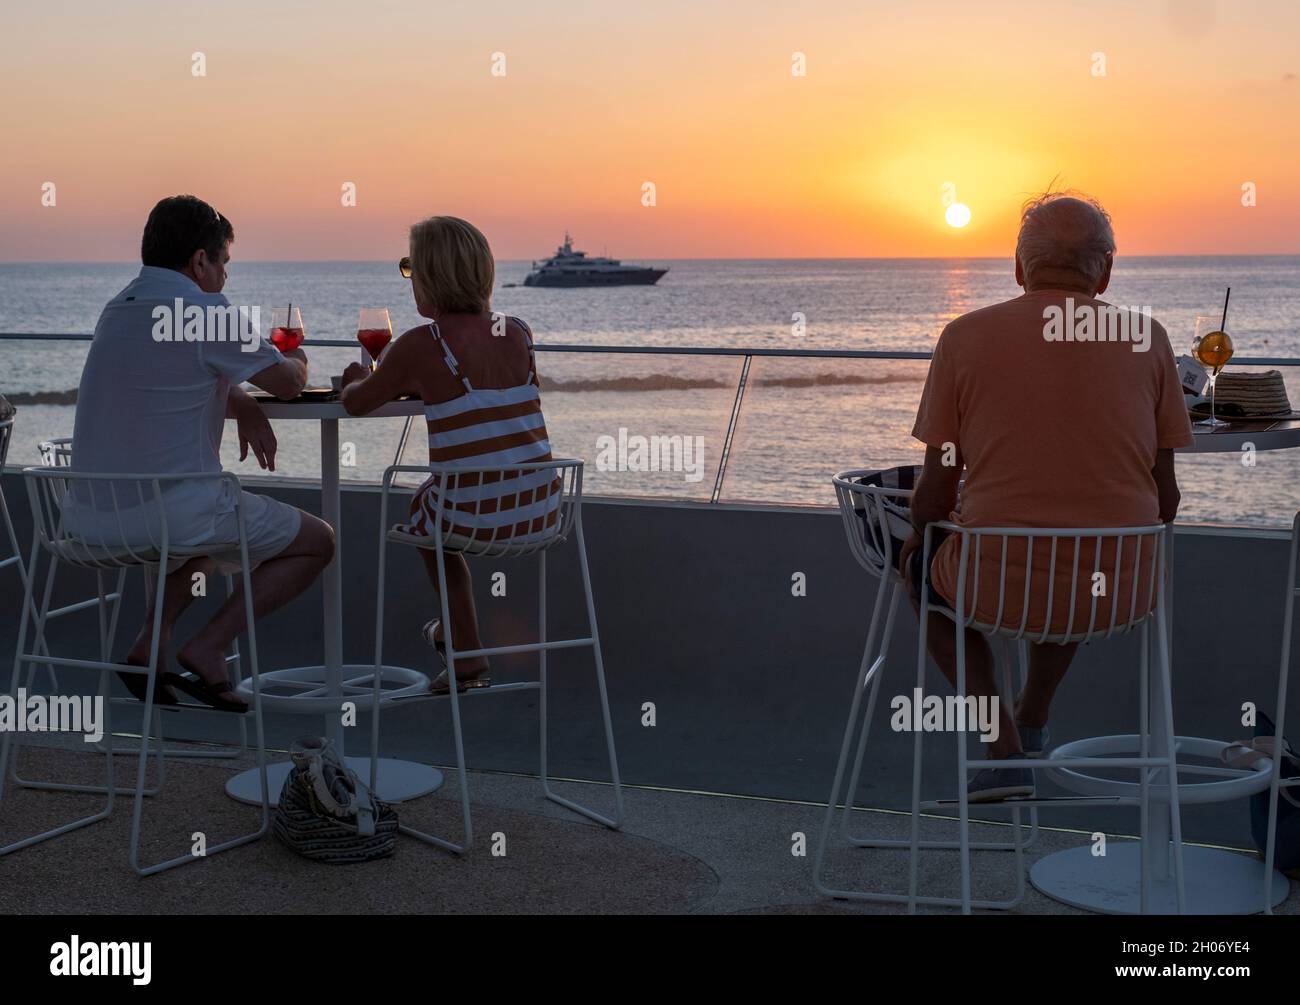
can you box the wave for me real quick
[755,372,921,389]
[3,390,79,405]
[538,372,922,393]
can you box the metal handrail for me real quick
[4,332,1300,366]
[5,331,1300,503]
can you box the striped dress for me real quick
[401,318,561,547]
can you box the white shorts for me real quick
[59,488,303,573]
[201,490,304,572]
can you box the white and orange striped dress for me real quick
[401,318,561,547]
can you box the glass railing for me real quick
[3,333,1300,528]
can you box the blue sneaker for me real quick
[968,753,1035,803]
[1017,723,1050,758]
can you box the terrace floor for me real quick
[2,735,1296,915]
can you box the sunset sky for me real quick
[1,0,1297,261]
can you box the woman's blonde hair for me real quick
[408,216,495,314]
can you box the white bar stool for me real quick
[369,459,623,854]
[919,520,1184,914]
[0,420,29,595]
[0,468,270,875]
[1,431,126,695]
[1254,511,1299,914]
[12,438,246,789]
[1031,521,1290,914]
[813,468,1036,909]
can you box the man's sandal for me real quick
[117,659,179,706]
[164,663,248,714]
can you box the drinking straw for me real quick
[287,302,292,328]
[1220,288,1230,331]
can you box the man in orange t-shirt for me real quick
[902,192,1192,801]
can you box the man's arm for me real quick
[226,383,253,418]
[225,384,279,470]
[247,347,309,401]
[1148,319,1190,524]
[897,444,962,573]
[1152,447,1180,523]
[911,444,963,532]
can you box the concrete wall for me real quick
[2,469,1296,846]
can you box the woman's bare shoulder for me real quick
[383,323,461,402]
[397,323,434,342]
[505,315,534,337]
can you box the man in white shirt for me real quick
[71,195,334,711]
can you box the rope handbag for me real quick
[1221,711,1300,873]
[273,736,399,864]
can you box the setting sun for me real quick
[946,203,972,228]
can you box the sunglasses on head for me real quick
[398,256,412,279]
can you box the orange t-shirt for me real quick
[911,290,1194,635]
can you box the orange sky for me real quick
[1,0,1297,261]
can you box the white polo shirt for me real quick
[69,266,284,543]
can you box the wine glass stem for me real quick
[1210,374,1217,425]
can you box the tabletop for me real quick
[1182,415,1300,453]
[251,393,425,420]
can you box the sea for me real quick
[2,256,1299,527]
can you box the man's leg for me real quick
[1015,642,1078,730]
[175,513,335,699]
[418,549,490,677]
[906,556,1020,758]
[919,610,1021,758]
[125,556,216,684]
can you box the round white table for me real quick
[224,395,444,806]
[1029,414,1298,913]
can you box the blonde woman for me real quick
[341,216,555,693]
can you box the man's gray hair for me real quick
[1015,191,1116,288]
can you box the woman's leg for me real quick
[419,549,490,676]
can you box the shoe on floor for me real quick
[1017,723,1050,758]
[968,753,1035,803]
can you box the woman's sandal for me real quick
[164,662,249,714]
[117,659,179,706]
[421,619,491,695]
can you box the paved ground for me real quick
[3,734,1296,915]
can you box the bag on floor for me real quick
[273,736,398,863]
[1221,712,1300,872]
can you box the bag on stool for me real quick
[273,736,398,863]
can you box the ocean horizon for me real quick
[4,252,1300,265]
[3,256,1299,526]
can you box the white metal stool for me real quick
[369,459,623,854]
[0,468,270,875]
[1,431,127,695]
[1030,522,1288,914]
[916,520,1185,914]
[1254,511,1298,915]
[0,420,33,605]
[8,438,246,795]
[814,469,1036,908]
